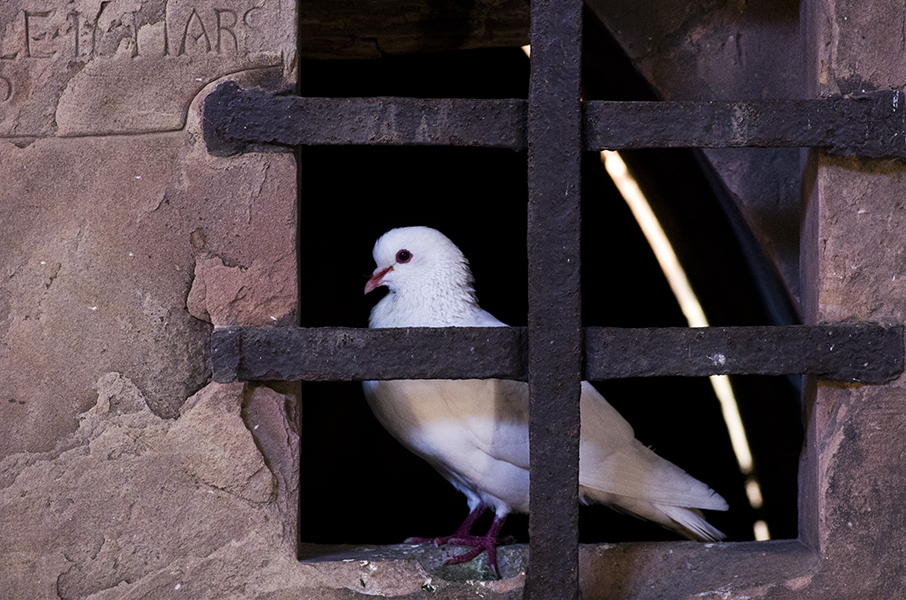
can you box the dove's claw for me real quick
[405,503,488,547]
[443,513,508,578]
[405,504,509,577]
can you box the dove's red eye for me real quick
[396,250,412,263]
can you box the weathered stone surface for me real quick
[0,374,528,599]
[806,0,906,95]
[0,70,297,456]
[0,377,286,597]
[243,383,300,532]
[807,158,906,323]
[0,0,294,137]
[187,255,296,327]
[796,0,906,597]
[0,0,301,585]
[1,0,305,596]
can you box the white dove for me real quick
[363,226,727,575]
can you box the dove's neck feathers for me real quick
[367,226,506,328]
[370,257,480,328]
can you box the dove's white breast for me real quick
[363,378,532,514]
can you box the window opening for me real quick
[577,15,804,541]
[201,2,906,598]
[295,44,532,551]
[293,43,798,549]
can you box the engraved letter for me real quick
[0,75,10,102]
[0,19,19,60]
[215,9,237,53]
[243,7,262,29]
[132,12,139,57]
[68,12,79,58]
[177,9,211,56]
[25,11,55,58]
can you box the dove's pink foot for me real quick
[406,504,511,578]
[406,503,488,546]
[443,513,510,577]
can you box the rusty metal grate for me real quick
[201,2,906,598]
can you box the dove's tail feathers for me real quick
[581,487,728,542]
[655,504,727,542]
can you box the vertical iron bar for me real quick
[525,1,583,599]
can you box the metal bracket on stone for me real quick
[202,82,906,158]
[211,323,904,385]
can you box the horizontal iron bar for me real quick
[202,81,528,155]
[202,83,906,158]
[211,323,903,384]
[584,91,906,158]
[212,326,527,382]
[585,324,904,382]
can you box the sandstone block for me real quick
[0,73,297,455]
[0,376,298,598]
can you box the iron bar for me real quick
[203,84,906,158]
[211,324,904,384]
[584,324,904,383]
[584,91,906,158]
[211,326,526,382]
[519,0,584,596]
[202,82,527,156]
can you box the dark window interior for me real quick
[297,25,802,549]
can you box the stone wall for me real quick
[3,0,905,598]
[799,0,906,595]
[0,0,310,596]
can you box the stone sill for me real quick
[298,539,813,599]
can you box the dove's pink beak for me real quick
[365,265,393,294]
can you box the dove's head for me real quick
[365,226,479,327]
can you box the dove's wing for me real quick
[577,382,728,540]
[366,375,727,538]
[578,382,726,508]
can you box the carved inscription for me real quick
[0,0,289,136]
[0,6,265,63]
[215,9,237,53]
[24,10,54,57]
